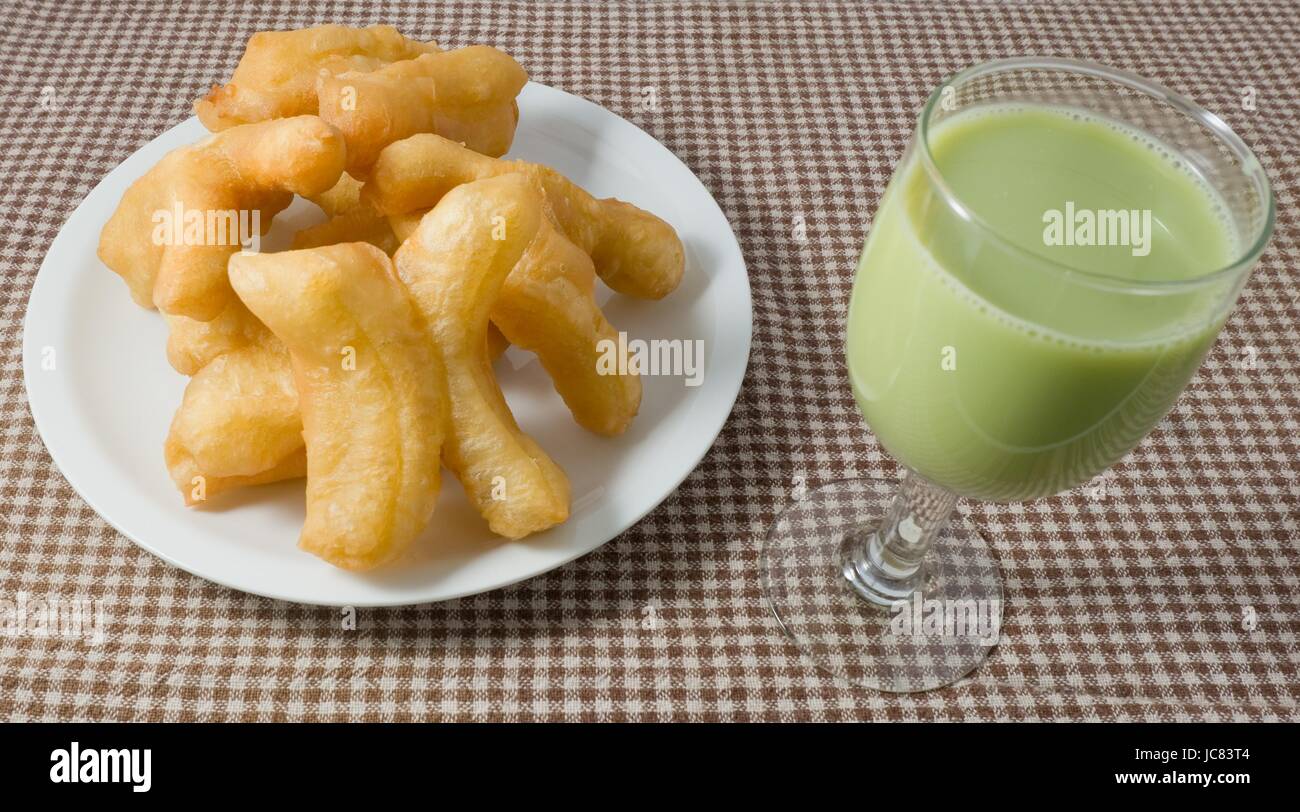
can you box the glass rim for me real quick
[916,56,1276,294]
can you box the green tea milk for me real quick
[846,104,1240,500]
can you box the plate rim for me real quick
[22,81,752,606]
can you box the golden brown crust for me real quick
[164,341,304,505]
[98,116,347,321]
[316,46,526,174]
[365,133,685,300]
[194,24,440,131]
[228,243,447,570]
[393,175,570,538]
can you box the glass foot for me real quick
[761,478,1003,692]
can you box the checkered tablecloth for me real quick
[1,0,1296,722]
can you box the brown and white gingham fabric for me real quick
[1,0,1297,721]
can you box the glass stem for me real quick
[843,469,959,606]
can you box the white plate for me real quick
[22,82,751,606]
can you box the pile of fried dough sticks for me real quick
[97,24,685,570]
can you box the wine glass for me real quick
[762,57,1275,692]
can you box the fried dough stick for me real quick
[198,186,629,502]
[393,174,570,538]
[396,205,640,435]
[98,116,346,320]
[194,24,440,131]
[492,214,641,435]
[389,208,510,359]
[317,46,526,172]
[164,341,305,504]
[292,172,401,255]
[310,171,367,218]
[366,134,685,300]
[165,298,274,376]
[229,243,447,570]
[291,208,401,255]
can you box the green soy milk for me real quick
[846,104,1240,501]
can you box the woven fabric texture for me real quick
[1,0,1297,721]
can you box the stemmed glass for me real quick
[762,57,1275,692]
